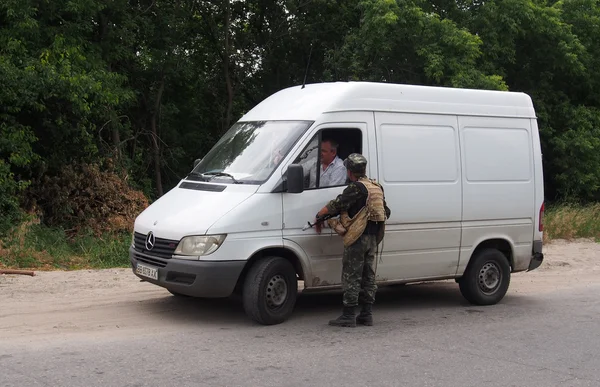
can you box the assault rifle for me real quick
[302,213,334,231]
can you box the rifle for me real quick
[302,213,334,231]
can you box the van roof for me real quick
[239,81,536,121]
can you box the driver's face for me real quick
[272,149,283,165]
[320,141,335,165]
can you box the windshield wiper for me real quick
[185,171,208,181]
[202,172,242,184]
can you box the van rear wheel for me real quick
[242,256,298,325]
[459,248,510,305]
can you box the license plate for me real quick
[136,263,158,280]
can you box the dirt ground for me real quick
[1,239,599,347]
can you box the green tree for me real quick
[325,0,506,90]
[462,0,597,201]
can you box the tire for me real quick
[242,256,298,325]
[459,248,511,305]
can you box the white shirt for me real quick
[309,156,347,188]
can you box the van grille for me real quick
[134,253,168,268]
[134,232,178,259]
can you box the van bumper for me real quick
[528,240,544,271]
[129,247,245,298]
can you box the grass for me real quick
[0,221,131,271]
[544,203,600,243]
[1,203,599,271]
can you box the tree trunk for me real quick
[112,119,121,161]
[223,0,233,132]
[99,11,121,162]
[151,78,165,197]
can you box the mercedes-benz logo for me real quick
[145,232,155,251]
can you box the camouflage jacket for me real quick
[326,180,391,220]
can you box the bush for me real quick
[0,219,132,270]
[544,203,600,242]
[24,162,149,237]
[0,160,23,234]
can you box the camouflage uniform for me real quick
[325,173,391,326]
[342,233,378,306]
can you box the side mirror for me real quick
[194,158,202,168]
[287,164,304,194]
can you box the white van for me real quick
[130,81,545,325]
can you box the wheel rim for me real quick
[266,274,288,309]
[478,261,501,295]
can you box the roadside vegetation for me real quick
[0,164,147,270]
[1,203,598,271]
[0,224,131,270]
[544,203,600,244]
[1,0,600,270]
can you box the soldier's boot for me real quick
[356,303,373,326]
[328,306,357,327]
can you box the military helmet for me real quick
[344,153,367,173]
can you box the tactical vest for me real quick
[327,178,387,247]
[360,177,387,222]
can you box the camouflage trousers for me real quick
[341,233,378,307]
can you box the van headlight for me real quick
[174,235,226,256]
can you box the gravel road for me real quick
[1,239,599,386]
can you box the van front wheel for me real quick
[242,257,298,325]
[459,248,510,305]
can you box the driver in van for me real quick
[314,153,391,327]
[307,139,347,188]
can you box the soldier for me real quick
[314,153,391,327]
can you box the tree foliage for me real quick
[1,0,600,234]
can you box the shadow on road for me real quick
[131,280,536,327]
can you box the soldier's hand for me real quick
[314,219,322,234]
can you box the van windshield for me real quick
[189,120,312,184]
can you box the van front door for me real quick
[282,120,371,288]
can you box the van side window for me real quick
[293,128,362,189]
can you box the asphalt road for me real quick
[1,277,599,387]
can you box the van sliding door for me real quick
[373,112,462,280]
